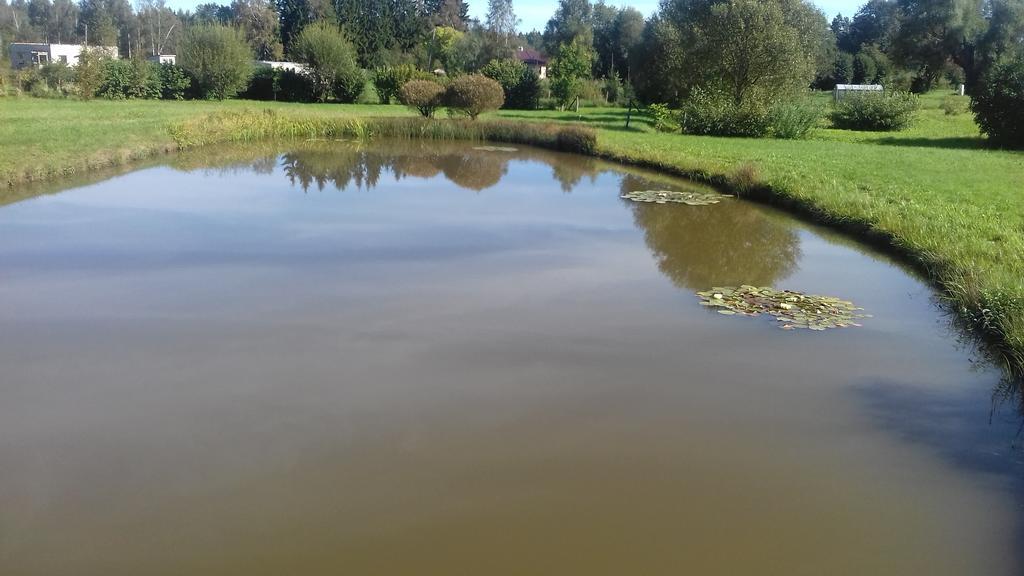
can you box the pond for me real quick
[1,141,1022,575]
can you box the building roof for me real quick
[9,42,115,50]
[514,48,547,66]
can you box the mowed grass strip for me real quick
[1,93,1023,373]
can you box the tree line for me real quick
[2,0,1022,118]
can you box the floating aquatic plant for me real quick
[473,146,519,152]
[697,285,870,330]
[621,189,730,205]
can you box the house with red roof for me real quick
[514,47,548,79]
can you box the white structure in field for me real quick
[256,60,308,73]
[8,43,119,69]
[147,54,176,65]
[833,84,884,101]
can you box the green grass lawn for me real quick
[2,92,1023,374]
[0,98,413,184]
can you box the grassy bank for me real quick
[1,94,1023,375]
[0,99,411,185]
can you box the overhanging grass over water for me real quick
[1,95,1022,380]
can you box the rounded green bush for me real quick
[445,74,505,120]
[399,79,445,117]
[679,87,773,137]
[829,91,920,131]
[972,60,1024,148]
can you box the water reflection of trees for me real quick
[551,154,599,193]
[625,174,801,290]
[276,143,605,194]
[433,153,507,191]
[279,146,512,193]
[171,147,278,175]
[282,148,387,191]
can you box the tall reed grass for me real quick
[169,109,598,154]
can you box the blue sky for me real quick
[163,0,864,33]
[498,0,865,30]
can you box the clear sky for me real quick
[162,0,864,33]
[495,0,864,31]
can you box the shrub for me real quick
[445,74,504,119]
[885,68,915,92]
[480,58,540,110]
[555,126,598,154]
[158,64,191,100]
[74,47,108,100]
[332,67,366,103]
[0,57,12,95]
[22,70,51,97]
[829,91,920,131]
[99,59,161,99]
[242,66,279,100]
[372,64,419,104]
[291,22,364,103]
[656,90,820,138]
[971,59,1024,148]
[603,75,625,105]
[769,98,822,139]
[679,87,773,137]
[399,79,445,117]
[30,83,54,98]
[99,60,132,99]
[941,94,969,116]
[648,103,680,132]
[279,69,315,102]
[512,71,541,110]
[39,62,75,95]
[579,79,610,106]
[243,67,317,102]
[179,24,253,99]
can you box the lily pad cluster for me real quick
[473,146,518,152]
[697,285,870,330]
[621,189,729,205]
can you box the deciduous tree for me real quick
[178,23,252,99]
[231,0,283,60]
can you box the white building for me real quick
[147,54,176,65]
[255,60,308,74]
[833,84,884,101]
[8,43,119,69]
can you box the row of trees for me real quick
[4,0,1022,113]
[821,0,1024,92]
[9,21,364,101]
[631,0,1024,106]
[0,0,281,60]
[0,0,520,69]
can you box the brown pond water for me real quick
[1,141,1022,575]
